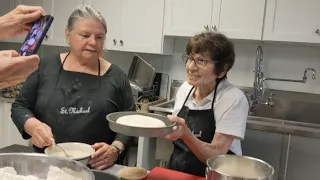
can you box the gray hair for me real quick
[67,5,107,33]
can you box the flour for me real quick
[0,166,83,180]
[214,162,264,179]
[116,115,166,128]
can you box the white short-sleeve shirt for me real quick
[172,79,249,155]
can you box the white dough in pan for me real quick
[116,115,166,128]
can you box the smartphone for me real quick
[19,15,54,56]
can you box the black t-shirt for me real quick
[11,54,135,151]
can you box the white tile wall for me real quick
[1,39,320,96]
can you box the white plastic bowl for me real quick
[45,142,95,165]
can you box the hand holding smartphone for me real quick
[19,15,54,56]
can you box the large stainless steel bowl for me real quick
[206,155,274,180]
[107,111,176,137]
[0,153,95,180]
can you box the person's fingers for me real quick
[91,143,105,150]
[0,50,18,58]
[90,152,108,165]
[18,5,46,16]
[96,164,110,170]
[91,144,108,159]
[20,11,43,24]
[167,115,186,126]
[44,124,53,137]
[38,126,53,146]
[33,133,47,148]
[10,50,20,57]
[92,158,111,169]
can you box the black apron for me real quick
[34,52,116,153]
[167,78,235,177]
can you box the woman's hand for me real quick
[24,118,53,148]
[89,143,118,170]
[0,5,45,39]
[164,115,192,141]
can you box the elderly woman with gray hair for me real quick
[11,5,135,170]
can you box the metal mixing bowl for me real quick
[0,153,95,180]
[206,155,274,180]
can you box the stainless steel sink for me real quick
[246,88,320,126]
[151,87,320,127]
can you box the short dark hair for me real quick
[186,31,235,76]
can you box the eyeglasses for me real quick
[182,54,218,68]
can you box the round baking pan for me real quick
[106,111,175,137]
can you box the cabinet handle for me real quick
[315,29,320,34]
[212,25,217,31]
[120,40,124,45]
[113,39,117,45]
[204,25,209,30]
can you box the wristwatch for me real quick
[111,144,124,156]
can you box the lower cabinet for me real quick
[0,100,30,148]
[242,129,284,180]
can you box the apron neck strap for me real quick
[60,52,101,76]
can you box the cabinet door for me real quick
[0,0,15,16]
[211,0,265,40]
[286,136,320,180]
[242,129,283,180]
[119,0,165,54]
[263,0,320,43]
[13,0,42,43]
[0,0,17,43]
[85,0,121,51]
[1,102,29,147]
[163,0,213,37]
[42,0,84,46]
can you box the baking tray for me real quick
[106,111,175,137]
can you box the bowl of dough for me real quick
[106,111,176,137]
[206,155,274,180]
[45,142,95,165]
[0,153,95,180]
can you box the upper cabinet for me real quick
[0,0,19,43]
[263,0,320,43]
[163,0,265,40]
[86,0,121,51]
[163,0,214,37]
[42,0,84,46]
[211,0,265,40]
[87,0,173,54]
[13,0,42,43]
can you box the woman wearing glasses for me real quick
[165,32,249,177]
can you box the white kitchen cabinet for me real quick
[13,0,42,43]
[163,0,214,37]
[211,0,265,40]
[263,0,320,44]
[85,0,121,51]
[42,0,84,47]
[87,0,173,54]
[0,0,15,16]
[0,100,29,148]
[164,0,265,40]
[0,0,17,43]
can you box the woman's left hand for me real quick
[89,142,118,170]
[164,115,192,141]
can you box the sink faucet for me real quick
[249,45,316,115]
